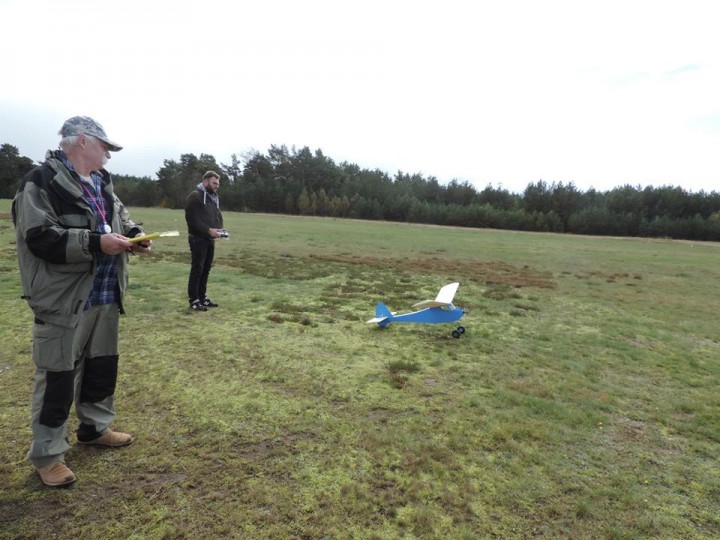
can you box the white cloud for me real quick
[1,0,719,192]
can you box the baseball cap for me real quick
[59,116,123,152]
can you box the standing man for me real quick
[12,116,152,487]
[185,170,224,312]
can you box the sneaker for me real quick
[77,429,136,448]
[190,299,207,312]
[36,462,76,487]
[201,298,219,308]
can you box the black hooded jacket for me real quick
[185,185,223,239]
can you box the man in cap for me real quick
[12,116,152,487]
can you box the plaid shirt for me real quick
[58,152,119,308]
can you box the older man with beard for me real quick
[12,116,152,487]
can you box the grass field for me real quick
[1,200,719,539]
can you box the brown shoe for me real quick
[78,430,136,448]
[36,462,76,487]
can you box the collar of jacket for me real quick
[44,150,112,204]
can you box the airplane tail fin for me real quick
[367,302,393,327]
[376,302,392,319]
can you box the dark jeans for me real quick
[188,235,215,302]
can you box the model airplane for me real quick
[367,282,466,338]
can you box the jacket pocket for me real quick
[28,261,93,319]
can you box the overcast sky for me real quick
[1,0,718,194]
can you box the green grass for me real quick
[1,201,719,539]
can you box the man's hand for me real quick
[209,228,221,238]
[100,233,136,255]
[130,239,152,254]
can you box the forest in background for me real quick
[2,142,719,240]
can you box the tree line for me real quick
[2,142,719,240]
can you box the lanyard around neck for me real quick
[79,179,109,232]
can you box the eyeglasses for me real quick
[85,135,111,153]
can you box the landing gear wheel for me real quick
[452,329,461,339]
[457,326,465,334]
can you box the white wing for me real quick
[411,282,459,309]
[435,282,459,304]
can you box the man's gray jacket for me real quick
[12,151,143,328]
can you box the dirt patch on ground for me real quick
[309,254,556,289]
[613,416,647,442]
[211,250,555,289]
[236,432,316,459]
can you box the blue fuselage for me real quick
[381,306,464,327]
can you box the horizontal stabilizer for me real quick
[367,302,394,326]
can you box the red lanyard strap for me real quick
[79,181,109,231]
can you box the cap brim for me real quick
[99,137,123,152]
